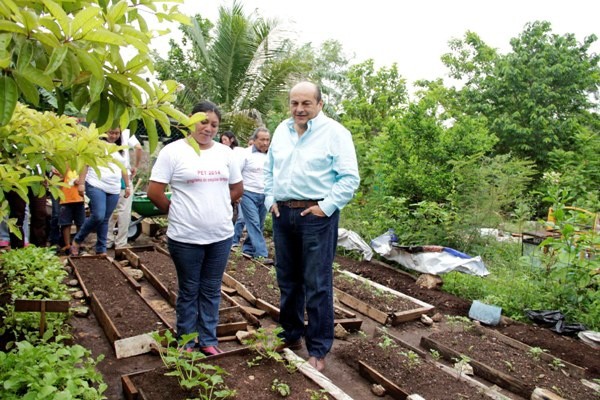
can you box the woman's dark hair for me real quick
[191,100,222,122]
[220,131,238,148]
[102,128,124,155]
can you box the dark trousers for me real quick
[5,190,47,248]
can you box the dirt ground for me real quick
[67,232,600,400]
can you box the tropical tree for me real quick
[0,0,199,225]
[442,21,600,173]
[155,1,310,140]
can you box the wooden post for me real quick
[14,299,70,337]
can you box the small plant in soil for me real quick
[503,360,514,372]
[452,354,472,380]
[271,379,291,397]
[429,349,441,361]
[306,388,330,400]
[242,327,297,372]
[377,329,397,350]
[400,350,421,370]
[446,315,474,332]
[528,346,546,361]
[151,331,235,400]
[548,358,565,371]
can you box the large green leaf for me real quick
[13,71,40,106]
[16,41,33,71]
[71,6,100,36]
[44,46,68,75]
[0,75,18,126]
[42,0,69,35]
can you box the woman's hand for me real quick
[77,184,85,196]
[124,187,131,198]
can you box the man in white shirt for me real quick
[107,128,142,248]
[239,128,273,264]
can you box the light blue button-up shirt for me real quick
[264,111,360,216]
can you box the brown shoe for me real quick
[275,338,303,352]
[308,356,326,372]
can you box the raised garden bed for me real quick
[223,257,363,332]
[117,245,178,306]
[122,347,351,400]
[117,245,254,337]
[422,321,598,399]
[333,270,434,325]
[68,255,171,358]
[335,256,472,316]
[337,329,501,399]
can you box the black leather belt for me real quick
[277,199,321,209]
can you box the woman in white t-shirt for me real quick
[147,101,243,355]
[70,127,130,256]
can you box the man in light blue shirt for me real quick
[264,81,360,372]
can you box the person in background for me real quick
[239,127,272,264]
[59,167,86,254]
[107,128,142,249]
[5,169,47,248]
[232,137,254,247]
[70,127,130,256]
[147,101,243,355]
[264,81,360,372]
[219,131,239,149]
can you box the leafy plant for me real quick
[306,389,330,400]
[446,316,474,332]
[400,350,421,370]
[0,247,71,343]
[377,329,397,350]
[241,327,296,372]
[452,355,472,380]
[429,349,441,361]
[151,331,235,400]
[270,379,291,397]
[0,340,106,399]
[528,347,546,361]
[549,358,565,371]
[503,360,514,372]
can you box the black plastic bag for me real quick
[526,309,587,336]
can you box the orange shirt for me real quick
[61,170,84,204]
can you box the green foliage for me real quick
[0,340,106,399]
[0,246,70,341]
[151,330,235,400]
[242,327,287,368]
[270,379,291,397]
[400,350,421,370]
[0,0,197,223]
[0,0,191,146]
[0,104,120,223]
[528,347,546,361]
[442,21,600,173]
[154,2,310,136]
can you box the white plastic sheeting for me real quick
[370,231,489,277]
[337,228,373,261]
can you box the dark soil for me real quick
[127,349,323,399]
[133,249,178,296]
[338,333,490,399]
[71,256,168,337]
[333,270,419,313]
[335,256,472,315]
[62,233,600,399]
[226,255,280,306]
[336,255,600,379]
[428,325,598,399]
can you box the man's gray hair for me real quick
[250,126,269,141]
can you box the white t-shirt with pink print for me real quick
[150,139,242,244]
